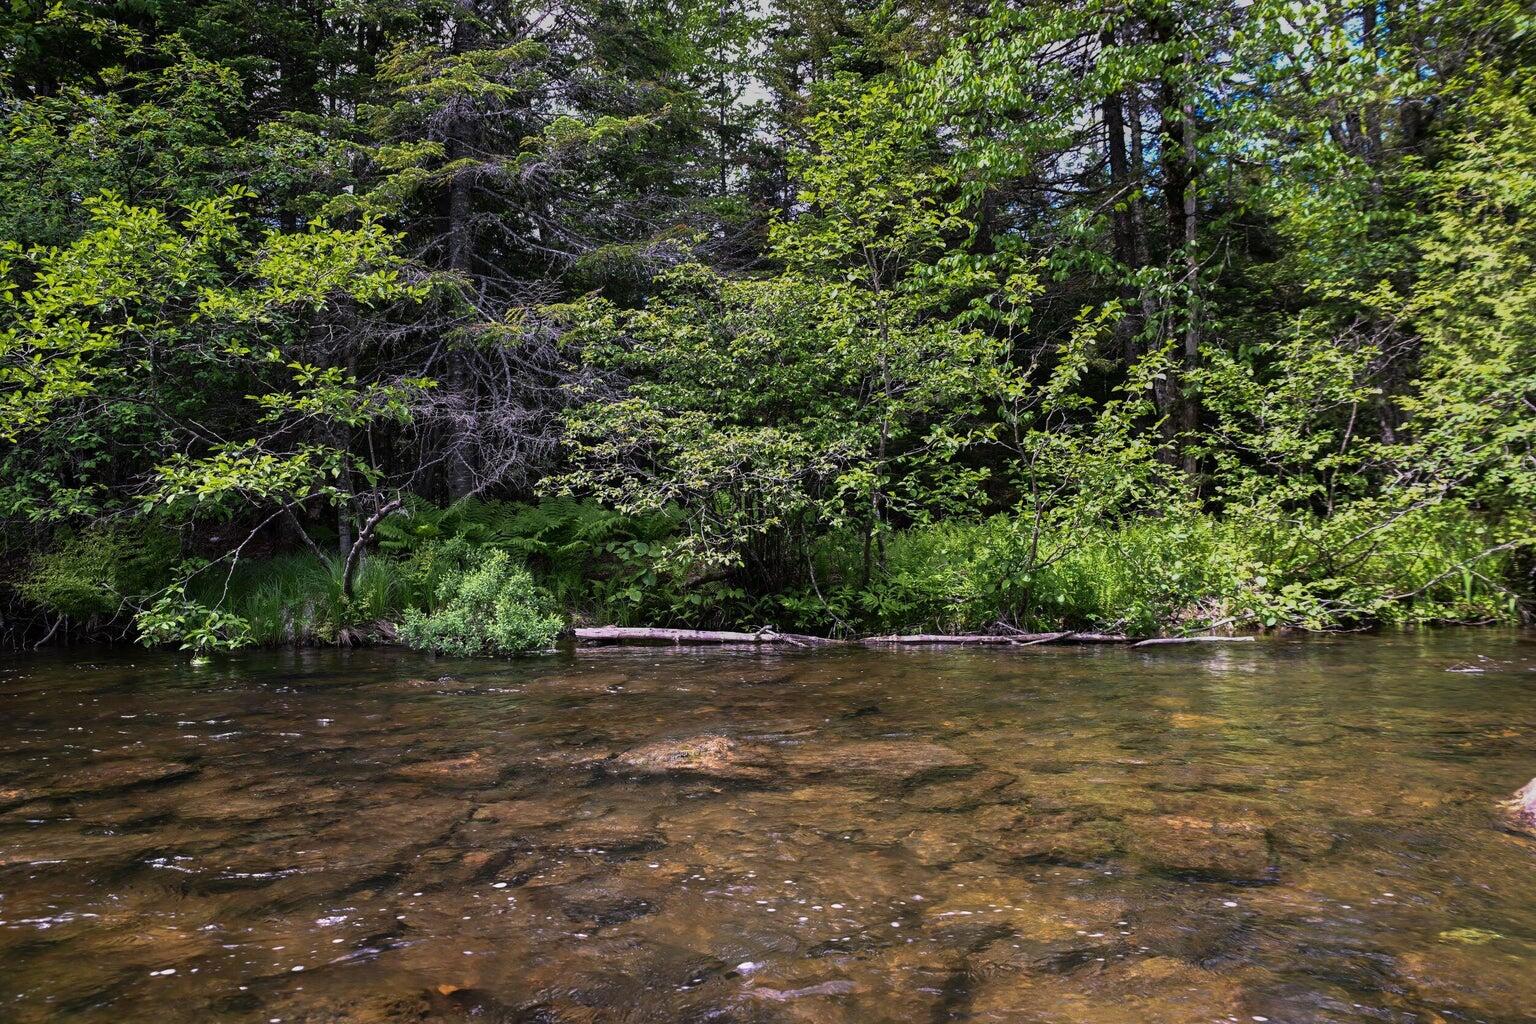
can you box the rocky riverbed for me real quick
[2,633,1536,1023]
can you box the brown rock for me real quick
[394,751,504,788]
[995,817,1123,866]
[903,769,1015,812]
[1267,819,1338,859]
[1127,814,1274,882]
[472,797,578,829]
[781,740,972,783]
[610,734,777,782]
[903,827,976,867]
[967,954,1249,1024]
[560,888,657,927]
[749,979,863,1001]
[1400,944,1536,1020]
[31,759,197,800]
[544,815,665,854]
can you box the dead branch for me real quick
[573,626,841,646]
[860,631,1133,645]
[342,498,404,599]
[1130,636,1257,648]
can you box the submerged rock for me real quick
[902,827,978,867]
[560,891,656,927]
[967,953,1250,1024]
[611,734,777,782]
[393,751,505,788]
[1400,942,1536,1020]
[471,797,579,830]
[995,815,1123,867]
[781,739,972,783]
[0,758,198,811]
[1266,819,1339,860]
[1127,814,1275,882]
[1501,776,1536,836]
[902,769,1015,812]
[748,978,862,1001]
[544,815,666,854]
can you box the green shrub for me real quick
[398,549,562,656]
[14,521,178,620]
[397,536,477,609]
[135,590,253,655]
[378,496,682,614]
[771,515,1267,636]
[1241,502,1530,628]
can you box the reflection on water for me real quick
[2,633,1536,1023]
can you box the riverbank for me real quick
[569,625,1258,648]
[5,505,1529,654]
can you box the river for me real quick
[2,632,1535,1022]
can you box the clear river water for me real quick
[3,632,1536,1023]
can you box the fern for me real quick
[372,496,685,614]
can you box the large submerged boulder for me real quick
[603,733,973,788]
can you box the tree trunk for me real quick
[1154,15,1200,476]
[1178,93,1201,481]
[442,0,480,500]
[1101,27,1143,367]
[336,497,352,560]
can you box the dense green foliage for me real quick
[398,548,562,655]
[2,0,1533,650]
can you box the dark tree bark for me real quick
[441,0,482,500]
[1153,13,1201,478]
[1102,27,1144,367]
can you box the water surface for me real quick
[3,633,1536,1023]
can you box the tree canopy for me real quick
[2,0,1533,648]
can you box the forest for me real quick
[1,0,1533,653]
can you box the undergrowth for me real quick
[5,498,1528,650]
[186,552,407,646]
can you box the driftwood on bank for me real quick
[572,626,841,647]
[573,626,1258,649]
[860,633,1043,645]
[1130,636,1257,648]
[858,631,1131,646]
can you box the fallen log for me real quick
[1055,632,1135,644]
[1130,636,1256,648]
[859,631,1131,646]
[573,626,1251,649]
[1014,631,1075,646]
[861,633,1035,645]
[572,626,840,647]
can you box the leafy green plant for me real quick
[135,590,253,655]
[379,496,684,616]
[398,549,562,656]
[14,521,178,620]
